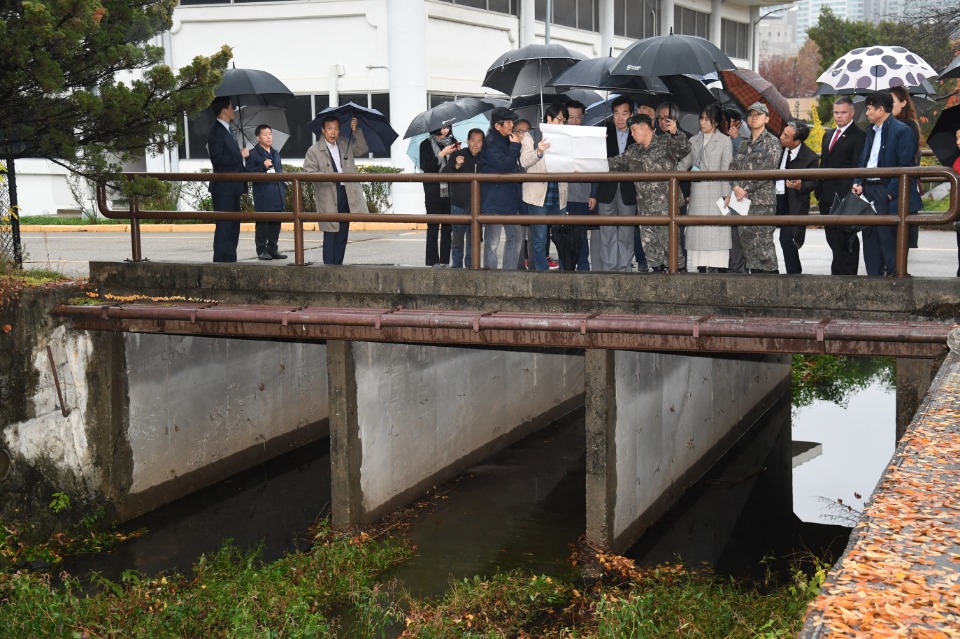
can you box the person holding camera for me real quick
[420,125,459,267]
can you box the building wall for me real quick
[17,0,755,217]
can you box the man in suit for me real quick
[852,91,923,276]
[245,124,287,260]
[816,96,866,275]
[207,96,249,262]
[589,96,638,271]
[775,120,819,274]
[303,114,368,265]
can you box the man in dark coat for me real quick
[207,96,249,262]
[590,96,638,272]
[816,96,866,275]
[775,120,819,274]
[852,91,923,276]
[245,124,287,260]
[480,106,523,269]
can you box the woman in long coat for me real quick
[677,104,733,271]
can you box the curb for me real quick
[20,222,428,233]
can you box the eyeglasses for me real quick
[747,112,765,118]
[657,115,671,121]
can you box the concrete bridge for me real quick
[22,261,952,552]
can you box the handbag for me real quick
[831,192,874,233]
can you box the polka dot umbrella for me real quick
[815,45,938,95]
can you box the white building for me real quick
[19,0,784,217]
[794,0,865,42]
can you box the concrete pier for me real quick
[327,340,585,525]
[585,350,791,552]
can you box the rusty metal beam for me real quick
[54,303,954,358]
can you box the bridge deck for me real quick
[800,341,960,637]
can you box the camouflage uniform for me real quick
[609,133,691,270]
[730,130,780,272]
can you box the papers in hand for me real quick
[727,190,751,215]
[539,123,609,173]
[716,197,730,215]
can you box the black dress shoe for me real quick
[257,252,272,260]
[268,250,288,259]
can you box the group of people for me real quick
[208,95,368,265]
[208,85,930,276]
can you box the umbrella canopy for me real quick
[941,53,960,81]
[403,97,499,139]
[406,112,491,171]
[215,68,293,99]
[626,75,716,117]
[307,102,399,154]
[233,105,291,151]
[815,46,938,95]
[927,105,960,168]
[719,69,791,136]
[546,56,669,94]
[483,44,588,96]
[610,33,736,78]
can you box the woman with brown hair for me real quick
[890,86,922,248]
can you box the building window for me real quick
[535,0,597,31]
[721,18,749,60]
[613,0,657,39]
[674,5,709,39]
[435,0,519,15]
[179,93,391,160]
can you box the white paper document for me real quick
[538,123,609,173]
[727,190,751,216]
[716,197,730,216]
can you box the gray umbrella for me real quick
[233,105,291,151]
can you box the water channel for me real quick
[64,355,896,613]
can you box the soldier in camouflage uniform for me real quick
[729,102,781,273]
[608,114,691,271]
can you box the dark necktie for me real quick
[829,128,841,152]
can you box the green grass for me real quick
[0,522,411,639]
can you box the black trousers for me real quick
[212,191,242,262]
[255,220,281,253]
[323,184,350,265]
[425,197,451,266]
[819,198,859,275]
[776,193,804,275]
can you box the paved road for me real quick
[19,226,960,279]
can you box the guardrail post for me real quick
[895,173,910,278]
[667,177,681,273]
[129,196,142,263]
[470,178,481,270]
[293,177,305,266]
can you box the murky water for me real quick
[67,357,895,594]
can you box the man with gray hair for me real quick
[776,119,819,274]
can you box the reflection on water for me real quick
[792,375,896,525]
[69,358,896,591]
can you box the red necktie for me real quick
[829,128,841,152]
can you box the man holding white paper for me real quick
[729,102,781,274]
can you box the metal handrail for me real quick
[95,165,959,278]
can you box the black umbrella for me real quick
[483,43,588,114]
[928,105,960,168]
[307,102,399,154]
[627,75,716,115]
[546,56,669,94]
[941,53,960,81]
[403,97,499,139]
[610,33,736,78]
[215,68,293,99]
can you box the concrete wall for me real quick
[120,335,329,517]
[586,349,791,552]
[327,340,584,524]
